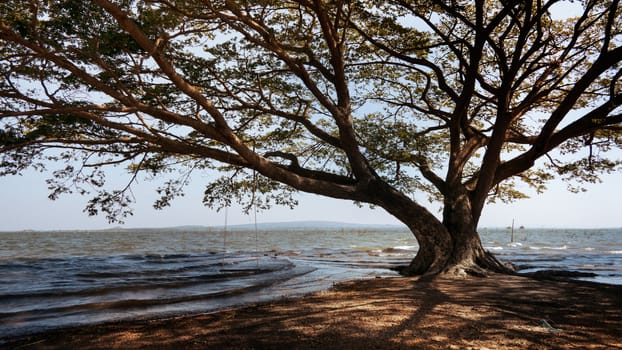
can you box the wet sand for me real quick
[3,274,621,350]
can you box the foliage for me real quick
[1,0,621,225]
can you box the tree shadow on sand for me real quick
[4,275,622,350]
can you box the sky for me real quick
[1,164,621,230]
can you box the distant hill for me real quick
[214,221,406,231]
[1,221,407,233]
[136,221,406,232]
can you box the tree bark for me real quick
[441,191,514,276]
[378,183,512,277]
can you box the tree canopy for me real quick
[2,0,621,275]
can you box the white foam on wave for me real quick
[485,246,504,251]
[393,245,417,251]
[607,250,622,254]
[528,245,568,250]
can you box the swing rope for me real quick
[252,167,259,268]
[222,206,228,266]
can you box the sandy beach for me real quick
[2,274,621,350]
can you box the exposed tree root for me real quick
[476,250,517,274]
[396,251,516,278]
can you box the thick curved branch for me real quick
[495,95,622,186]
[535,46,622,152]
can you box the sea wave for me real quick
[1,227,620,340]
[526,245,568,251]
[392,245,417,251]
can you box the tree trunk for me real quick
[440,191,511,276]
[378,183,512,277]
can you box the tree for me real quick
[1,0,621,276]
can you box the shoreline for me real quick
[2,274,621,350]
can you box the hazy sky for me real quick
[1,164,621,230]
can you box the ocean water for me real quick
[0,226,621,340]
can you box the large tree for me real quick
[1,0,621,276]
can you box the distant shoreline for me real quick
[0,221,406,233]
[2,221,622,233]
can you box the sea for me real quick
[1,224,621,340]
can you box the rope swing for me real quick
[251,167,259,268]
[222,206,228,266]
[221,162,260,269]
[250,141,260,268]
